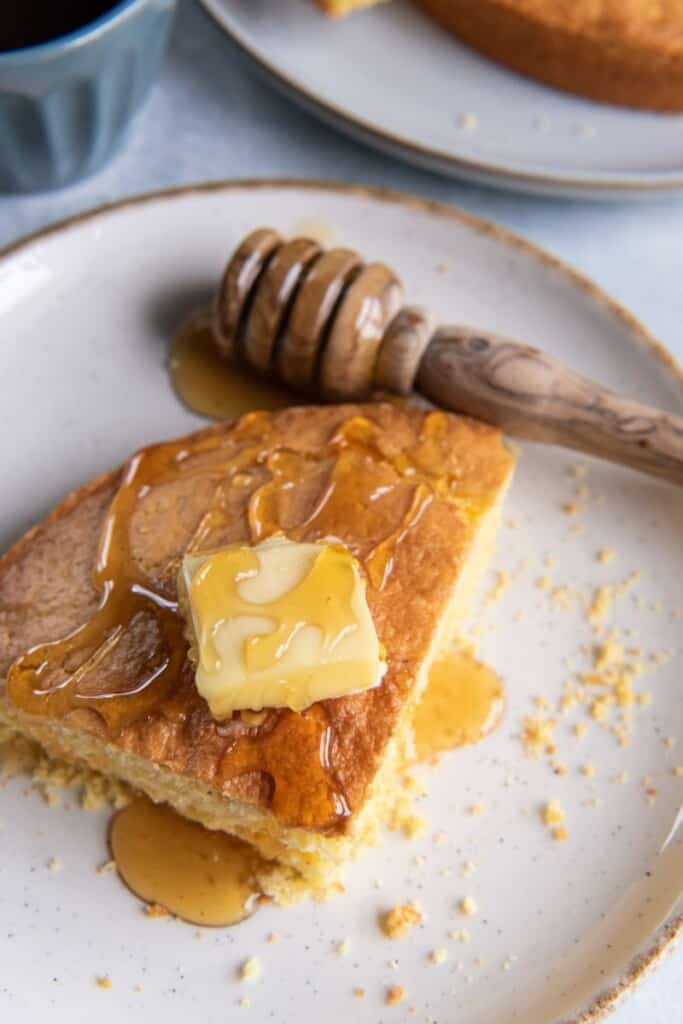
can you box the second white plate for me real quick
[200,0,683,198]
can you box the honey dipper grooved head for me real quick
[213,228,435,401]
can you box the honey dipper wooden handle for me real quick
[211,228,683,487]
[418,328,683,485]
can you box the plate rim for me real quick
[1,176,681,1023]
[197,0,683,198]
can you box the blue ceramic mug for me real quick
[0,0,177,193]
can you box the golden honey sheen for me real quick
[181,537,385,717]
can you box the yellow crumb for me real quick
[462,861,477,878]
[595,634,623,671]
[143,902,170,919]
[47,857,63,872]
[239,958,261,982]
[96,860,117,875]
[590,697,610,721]
[674,767,683,777]
[381,903,423,939]
[580,764,596,778]
[635,691,652,707]
[485,571,511,606]
[562,502,579,515]
[386,985,405,1006]
[469,803,485,816]
[551,760,568,776]
[96,976,112,990]
[239,997,251,1009]
[430,948,448,965]
[574,722,588,738]
[459,897,478,916]
[521,716,557,757]
[597,548,615,563]
[536,576,552,591]
[336,939,351,956]
[542,801,565,826]
[353,988,366,999]
[552,826,568,842]
[449,928,471,943]
[614,771,629,784]
[664,737,677,749]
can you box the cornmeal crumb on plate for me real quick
[674,766,683,777]
[353,988,366,999]
[96,976,112,990]
[47,857,63,871]
[430,948,448,965]
[449,928,471,942]
[239,958,261,982]
[144,902,170,918]
[96,860,116,875]
[336,939,351,956]
[460,897,478,916]
[267,932,280,944]
[543,800,565,826]
[580,764,596,777]
[239,996,251,1008]
[552,826,569,841]
[386,984,406,1006]
[381,903,423,939]
[597,548,615,563]
[469,803,485,816]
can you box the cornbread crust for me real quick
[314,0,385,15]
[0,404,512,889]
[415,0,683,112]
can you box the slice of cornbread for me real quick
[0,403,513,900]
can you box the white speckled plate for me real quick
[0,181,681,1024]
[199,0,683,199]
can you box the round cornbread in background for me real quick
[414,0,683,112]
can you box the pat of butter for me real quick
[180,537,384,718]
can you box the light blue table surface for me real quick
[0,2,680,1019]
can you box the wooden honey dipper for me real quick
[211,228,683,487]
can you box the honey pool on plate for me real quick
[110,797,264,926]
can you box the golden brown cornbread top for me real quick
[0,404,513,832]
[484,0,683,50]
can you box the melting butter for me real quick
[181,537,383,717]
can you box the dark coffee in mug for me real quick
[1,0,121,52]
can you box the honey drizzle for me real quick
[7,403,491,829]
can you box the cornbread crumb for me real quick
[96,976,112,990]
[239,958,261,982]
[386,985,406,1006]
[542,801,565,826]
[580,764,596,778]
[449,928,471,943]
[462,861,477,878]
[430,948,448,965]
[469,803,485,816]
[569,463,586,479]
[239,997,251,1009]
[614,771,629,784]
[457,112,478,132]
[144,902,170,919]
[353,988,366,999]
[387,959,399,971]
[597,549,615,564]
[47,857,63,872]
[552,826,568,842]
[267,932,280,944]
[522,716,557,757]
[485,571,511,606]
[574,722,588,738]
[381,903,423,939]
[433,831,447,846]
[674,767,683,777]
[336,939,351,956]
[664,737,677,749]
[460,897,478,916]
[536,576,552,591]
[96,860,116,875]
[562,502,579,515]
